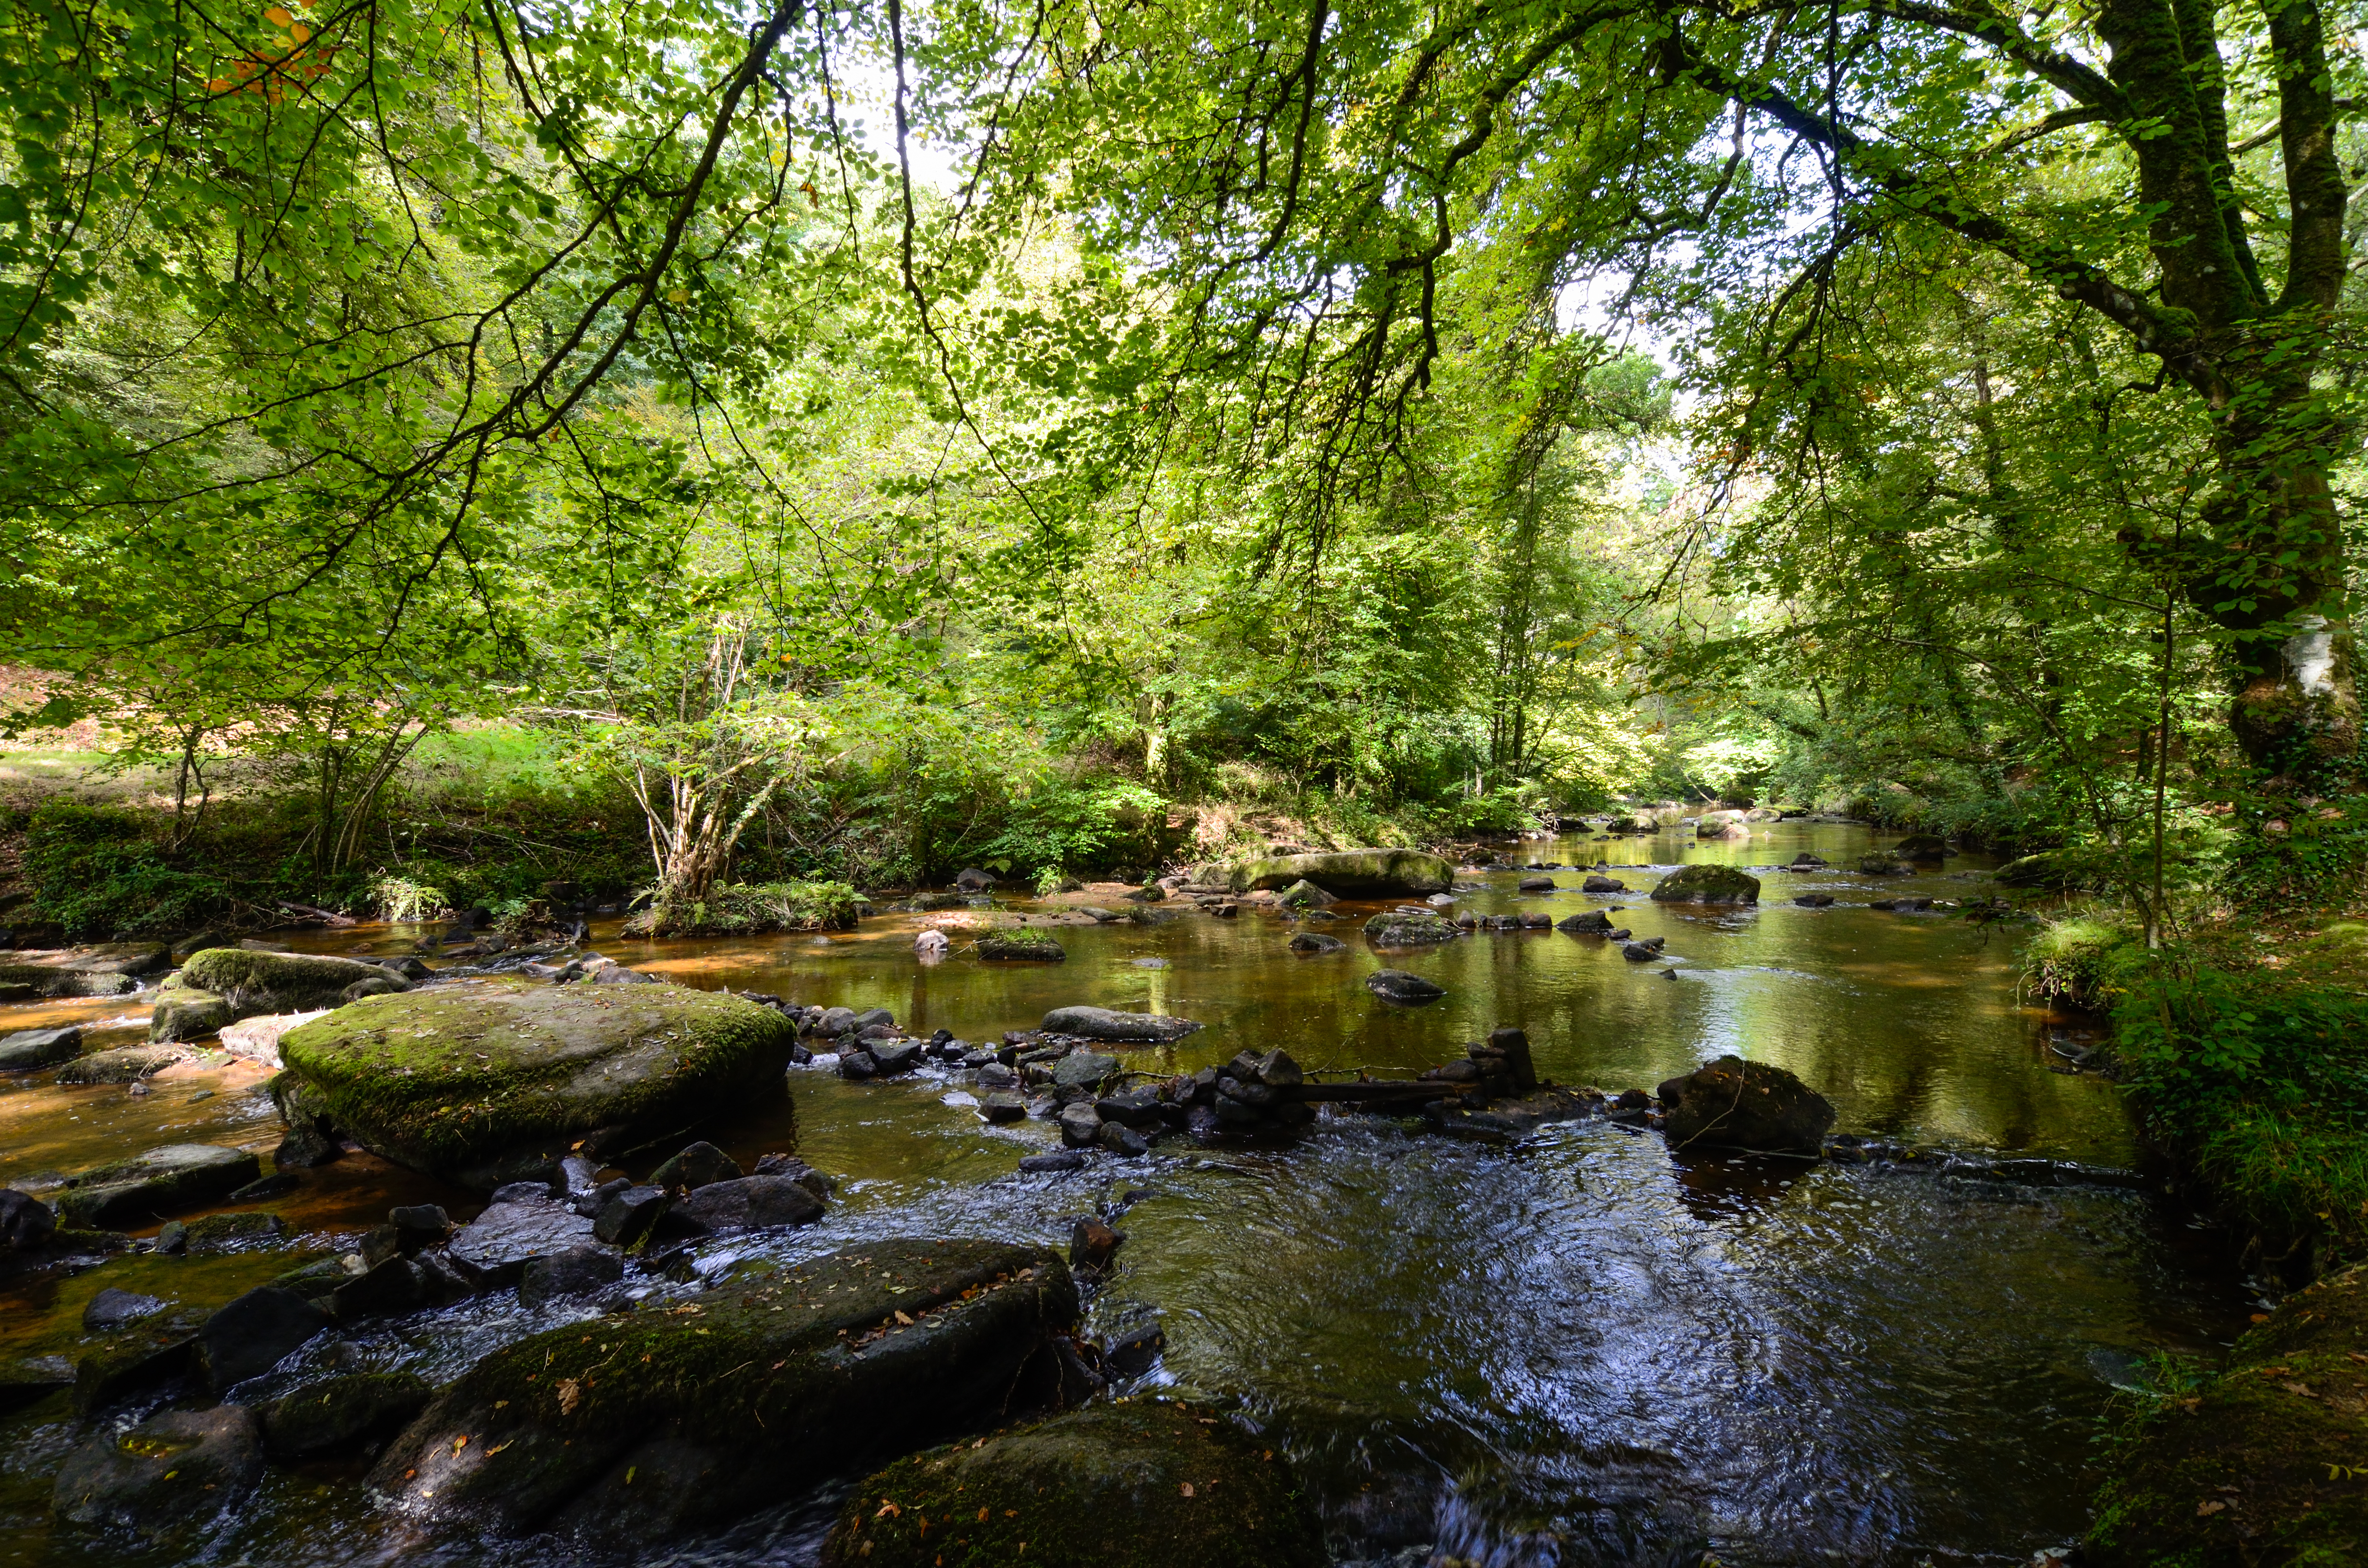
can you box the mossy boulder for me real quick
[149,982,236,1042]
[1362,911,1461,946]
[274,977,797,1193]
[2085,1261,2368,1567]
[820,1400,1327,1568]
[369,1237,1079,1540]
[1648,864,1761,905]
[52,1406,263,1538]
[1894,833,1951,860]
[54,1144,262,1228]
[1231,848,1454,897]
[976,928,1066,962]
[56,1045,187,1085]
[263,1371,434,1460]
[178,947,407,1018]
[0,962,137,999]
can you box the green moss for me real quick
[275,977,797,1188]
[2021,916,2140,1010]
[820,1400,1328,1568]
[1362,910,1459,945]
[179,948,396,1012]
[2086,1263,2368,1566]
[1648,863,1761,904]
[975,928,1066,961]
[1230,848,1454,895]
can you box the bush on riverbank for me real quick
[621,880,863,937]
[2019,915,2141,1011]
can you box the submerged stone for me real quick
[273,977,796,1192]
[0,1025,82,1072]
[55,1045,186,1084]
[819,1400,1327,1568]
[369,1238,1078,1541]
[1362,911,1460,947]
[1039,1005,1203,1042]
[1366,969,1445,1003]
[54,1144,261,1228]
[52,1406,263,1538]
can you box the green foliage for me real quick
[625,880,861,938]
[370,875,449,924]
[19,803,231,939]
[2020,916,2144,1011]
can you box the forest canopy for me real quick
[0,0,2360,920]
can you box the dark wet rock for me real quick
[333,1256,427,1320]
[54,1144,261,1228]
[1230,848,1455,897]
[1894,833,1950,860]
[263,1371,435,1461]
[56,1044,188,1084]
[1103,1320,1167,1377]
[518,1246,627,1307]
[1052,1052,1121,1091]
[1069,1217,1123,1270]
[980,1090,1028,1123]
[1517,875,1556,891]
[273,976,795,1193]
[1287,931,1347,954]
[2086,1260,2368,1568]
[1856,852,1912,875]
[0,1024,82,1072]
[198,1286,333,1391]
[837,1048,877,1080]
[1657,1055,1835,1154]
[448,1200,600,1287]
[0,1352,75,1411]
[1039,1006,1203,1043]
[1582,874,1627,893]
[1486,1029,1537,1094]
[83,1286,167,1331]
[389,1203,452,1251]
[650,1141,740,1191]
[370,1239,1078,1541]
[53,1406,263,1537]
[1366,969,1445,1003]
[179,1210,288,1252]
[954,867,997,893]
[976,929,1066,962]
[1795,893,1836,908]
[1649,864,1761,905]
[593,1185,669,1247]
[869,1040,925,1074]
[1059,1103,1104,1148]
[228,1172,301,1202]
[1097,1121,1151,1156]
[818,1400,1326,1568]
[674,1175,824,1233]
[1362,910,1461,946]
[1621,942,1664,962]
[1,1188,57,1250]
[71,1311,204,1415]
[1019,1149,1089,1174]
[147,980,236,1042]
[1557,909,1616,933]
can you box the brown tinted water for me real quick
[0,824,2250,1567]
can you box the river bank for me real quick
[0,821,2274,1565]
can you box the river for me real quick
[0,822,2253,1566]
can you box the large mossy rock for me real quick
[1648,863,1761,905]
[149,982,235,1042]
[178,947,406,1016]
[2086,1262,2368,1567]
[369,1238,1079,1540]
[1230,848,1454,897]
[53,1144,262,1228]
[274,977,796,1193]
[52,1406,263,1538]
[820,1400,1328,1568]
[975,928,1066,962]
[1656,1055,1834,1153]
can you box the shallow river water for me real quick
[0,823,2253,1567]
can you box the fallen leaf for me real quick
[556,1379,581,1415]
[2284,1381,2318,1398]
[1180,1482,1195,1498]
[2197,1499,2227,1517]
[876,1500,901,1518]
[895,1311,915,1326]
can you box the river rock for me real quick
[83,1286,166,1331]
[55,1044,187,1084]
[1363,910,1460,946]
[980,1090,1027,1122]
[53,1144,261,1228]
[650,1140,740,1191]
[673,1175,825,1232]
[518,1246,626,1306]
[1656,1055,1834,1153]
[1894,833,1950,860]
[197,1286,333,1391]
[148,980,236,1042]
[1052,1051,1122,1091]
[592,1185,668,1247]
[976,929,1066,962]
[1557,909,1616,933]
[447,1199,601,1286]
[954,867,997,892]
[217,1009,332,1069]
[1518,875,1556,891]
[1,1189,58,1250]
[1648,864,1761,905]
[0,1025,82,1072]
[263,1371,435,1461]
[52,1406,263,1537]
[1288,931,1346,954]
[819,1400,1326,1568]
[1274,878,1336,909]
[913,928,950,956]
[1059,1102,1104,1148]
[369,1239,1078,1541]
[1795,893,1835,907]
[0,961,137,999]
[1039,1006,1202,1043]
[1229,848,1455,897]
[2084,1260,2368,1567]
[178,947,410,1022]
[1582,874,1626,893]
[1856,852,1911,875]
[1367,969,1445,1003]
[272,976,796,1192]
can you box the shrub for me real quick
[2020,915,2140,1010]
[623,879,861,937]
[19,802,232,939]
[370,874,448,922]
